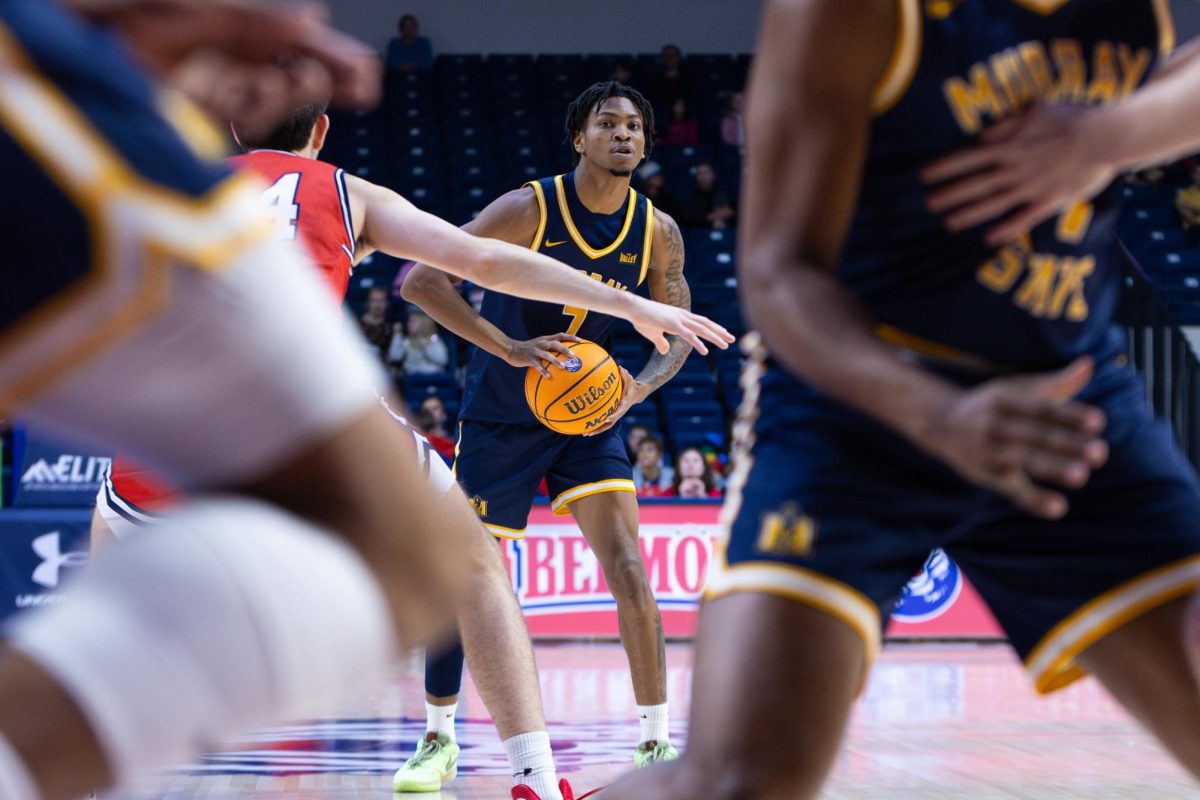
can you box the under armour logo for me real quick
[31,532,88,589]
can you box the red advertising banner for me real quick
[505,504,1003,640]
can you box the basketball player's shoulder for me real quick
[470,183,543,244]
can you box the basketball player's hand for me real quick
[507,333,581,378]
[69,0,380,138]
[920,356,1109,519]
[629,296,735,356]
[922,104,1115,247]
[584,367,641,436]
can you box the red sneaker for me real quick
[511,779,603,800]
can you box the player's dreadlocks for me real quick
[564,81,656,167]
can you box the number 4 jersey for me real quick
[839,0,1172,371]
[228,149,357,298]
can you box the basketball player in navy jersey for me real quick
[604,2,1200,799]
[401,82,695,795]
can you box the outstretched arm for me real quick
[351,180,732,357]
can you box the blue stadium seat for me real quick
[667,400,724,418]
[663,381,718,405]
[405,372,457,399]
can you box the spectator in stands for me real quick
[611,59,635,86]
[389,310,449,374]
[660,98,700,148]
[385,14,433,75]
[625,423,651,460]
[669,447,722,498]
[417,396,455,463]
[636,161,684,221]
[358,286,392,365]
[683,162,735,230]
[647,44,694,110]
[720,91,745,150]
[633,436,674,497]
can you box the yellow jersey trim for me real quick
[484,522,528,541]
[0,24,257,220]
[0,246,173,412]
[553,174,637,260]
[638,199,655,287]
[875,323,999,371]
[705,553,882,667]
[1009,0,1070,14]
[1025,554,1200,694]
[451,420,464,477]
[156,88,227,161]
[0,21,269,410]
[871,0,922,115]
[1151,0,1176,57]
[526,180,549,251]
[550,478,637,515]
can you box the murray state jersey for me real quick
[229,149,357,298]
[836,0,1172,370]
[460,172,654,424]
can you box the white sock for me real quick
[503,730,560,800]
[426,701,457,742]
[637,703,670,745]
[0,732,39,800]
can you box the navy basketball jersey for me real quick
[837,0,1173,370]
[459,172,654,424]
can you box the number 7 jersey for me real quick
[460,171,654,425]
[228,149,357,298]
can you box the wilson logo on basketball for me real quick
[526,339,624,435]
[564,371,618,415]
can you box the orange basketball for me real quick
[525,339,624,435]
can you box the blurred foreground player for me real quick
[605,2,1200,798]
[0,2,488,799]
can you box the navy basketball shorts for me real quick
[714,344,1200,694]
[452,420,634,538]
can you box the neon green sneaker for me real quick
[633,741,679,768]
[393,734,460,792]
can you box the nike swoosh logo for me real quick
[544,239,567,248]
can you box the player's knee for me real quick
[7,497,396,786]
[603,546,654,602]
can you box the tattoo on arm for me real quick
[637,217,693,391]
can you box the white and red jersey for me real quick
[228,149,357,299]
